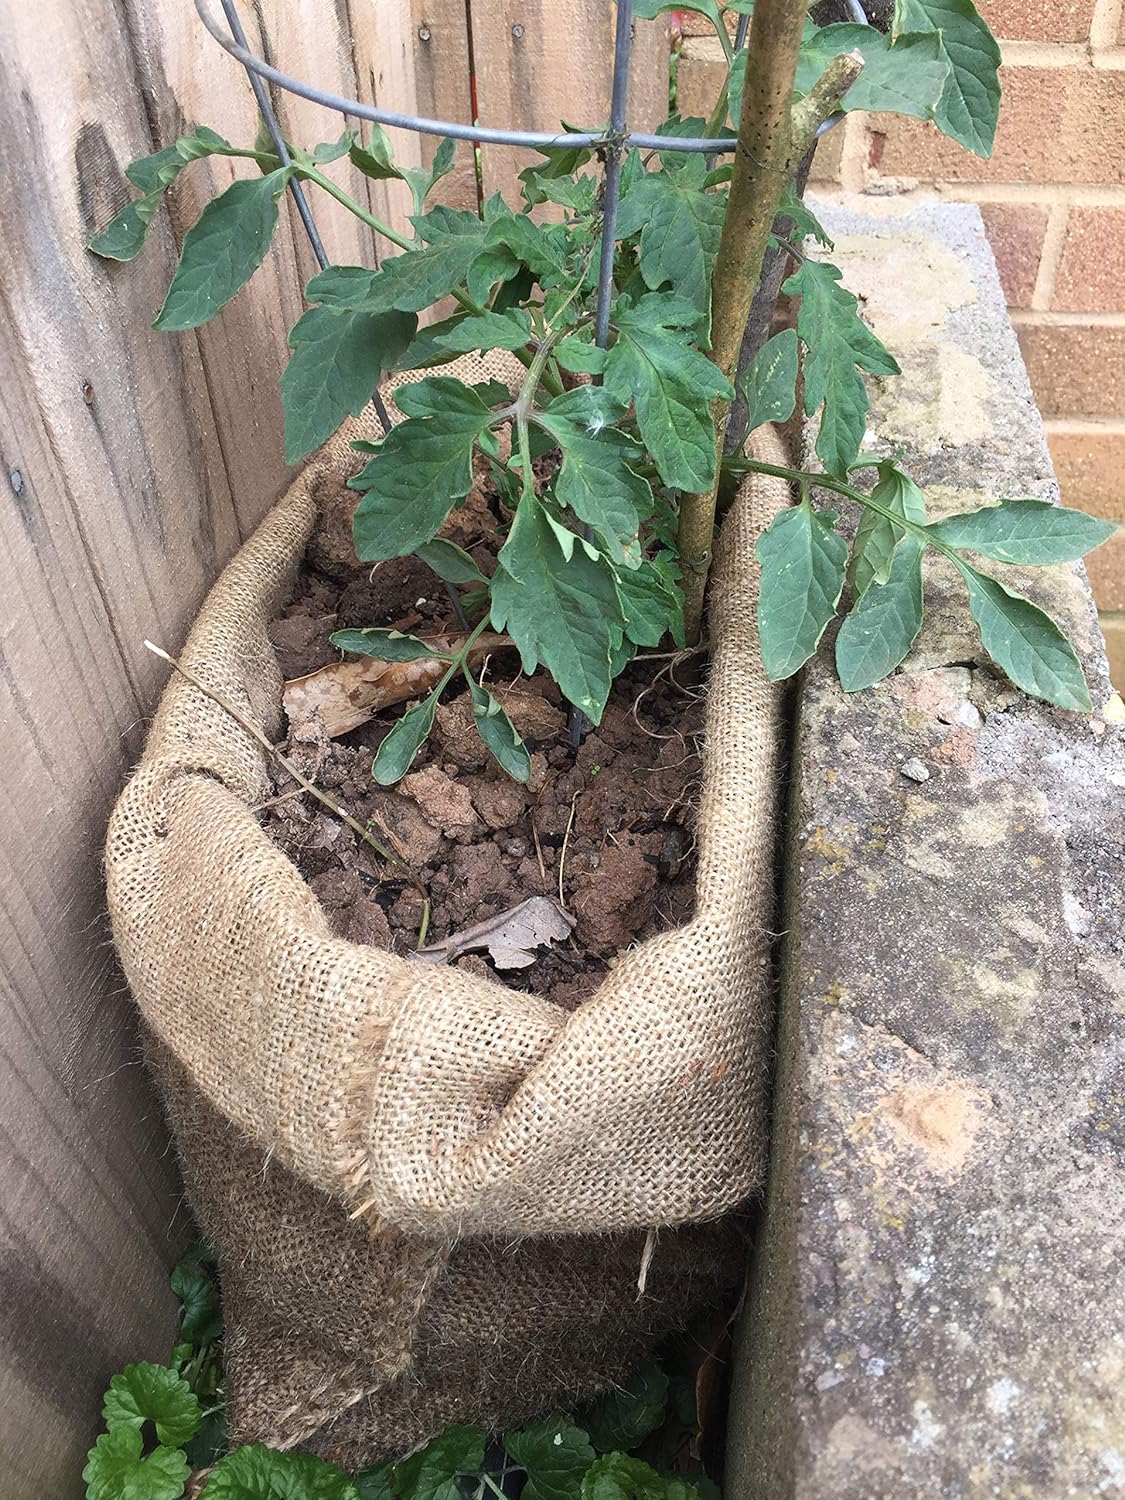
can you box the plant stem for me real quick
[676,32,866,644]
[142,640,432,941]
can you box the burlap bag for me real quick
[105,354,788,1468]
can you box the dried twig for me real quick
[558,791,580,907]
[144,641,431,946]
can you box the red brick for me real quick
[1100,612,1125,690]
[1017,323,1125,420]
[1086,532,1125,610]
[871,67,1125,186]
[978,0,1094,42]
[979,201,1048,307]
[1051,207,1125,313]
[1048,428,1125,520]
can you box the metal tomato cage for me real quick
[198,0,862,377]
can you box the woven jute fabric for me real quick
[105,353,789,1466]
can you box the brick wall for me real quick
[677,1,1125,684]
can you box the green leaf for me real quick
[956,562,1091,711]
[102,1363,201,1448]
[851,460,926,599]
[174,125,239,164]
[629,0,725,35]
[783,259,900,478]
[414,537,488,585]
[282,305,416,463]
[330,628,451,662]
[581,1453,666,1500]
[306,265,383,309]
[83,1427,189,1500]
[184,1407,228,1470]
[127,144,189,194]
[352,1465,396,1500]
[484,207,573,288]
[614,560,684,649]
[895,0,1001,156]
[616,161,726,330]
[170,1257,222,1345]
[756,501,848,679]
[466,679,532,782]
[199,1444,359,1499]
[350,378,495,560]
[348,218,488,317]
[796,24,948,119]
[582,1364,669,1454]
[606,294,732,493]
[427,308,533,355]
[490,495,625,723]
[154,168,289,331]
[393,1423,485,1500]
[930,500,1117,564]
[777,184,833,249]
[555,335,607,375]
[372,693,441,785]
[89,144,190,261]
[739,329,798,435]
[836,534,925,690]
[349,126,404,181]
[311,130,356,164]
[504,1417,596,1500]
[401,136,457,213]
[534,387,653,564]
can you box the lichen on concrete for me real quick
[727,202,1125,1498]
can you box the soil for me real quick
[262,479,703,1008]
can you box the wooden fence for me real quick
[0,0,670,1492]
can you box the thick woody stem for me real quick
[676,39,865,644]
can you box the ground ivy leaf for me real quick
[534,387,652,563]
[756,502,849,679]
[372,692,441,786]
[836,534,925,690]
[930,499,1117,564]
[580,1453,666,1500]
[797,23,948,119]
[490,495,624,723]
[851,459,926,599]
[739,328,798,435]
[956,561,1092,711]
[616,166,725,330]
[783,259,900,478]
[170,1257,222,1345]
[606,294,732,493]
[467,679,531,782]
[350,378,494,560]
[393,1423,485,1500]
[154,168,288,331]
[200,1444,359,1499]
[414,537,488,584]
[895,0,1001,156]
[504,1417,596,1500]
[102,1362,201,1448]
[582,1364,669,1454]
[330,628,451,662]
[282,305,416,463]
[83,1428,189,1500]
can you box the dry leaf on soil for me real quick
[411,895,576,970]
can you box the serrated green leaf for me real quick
[306,266,383,309]
[895,0,1001,156]
[484,208,573,287]
[352,1464,396,1500]
[427,308,532,355]
[102,1363,200,1448]
[350,378,494,560]
[466,679,532,782]
[606,294,732,493]
[614,560,683,650]
[174,125,238,163]
[491,495,625,723]
[836,534,925,690]
[956,562,1091,711]
[581,1453,666,1500]
[777,184,833,249]
[154,168,289,331]
[199,1444,359,1499]
[393,1423,485,1500]
[555,335,607,375]
[349,126,404,181]
[373,693,441,785]
[796,24,948,119]
[83,1427,189,1500]
[504,1417,596,1500]
[534,387,652,563]
[851,460,926,599]
[783,259,900,478]
[170,1257,222,1345]
[930,500,1117,564]
[739,328,798,435]
[338,217,487,317]
[616,162,725,330]
[414,537,488,585]
[331,627,451,662]
[310,130,356,164]
[582,1364,669,1454]
[126,144,188,194]
[185,1407,227,1470]
[756,502,848,679]
[282,305,416,463]
[401,136,457,214]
